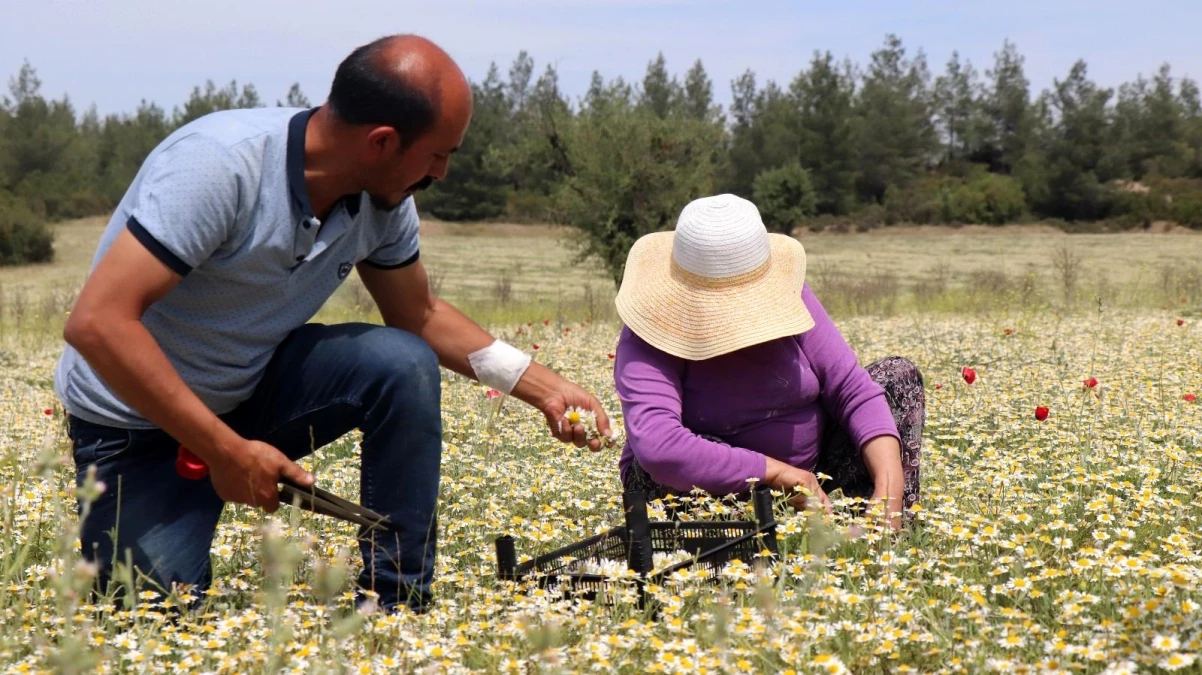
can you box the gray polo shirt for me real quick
[54,107,421,429]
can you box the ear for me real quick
[365,126,401,159]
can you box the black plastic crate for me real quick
[494,485,778,607]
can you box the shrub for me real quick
[1172,193,1202,228]
[883,171,1028,226]
[414,180,506,222]
[1155,178,1202,229]
[550,106,724,287]
[0,196,54,265]
[852,203,887,230]
[1108,189,1159,227]
[1108,178,1202,229]
[949,173,1026,225]
[504,191,557,224]
[883,180,940,225]
[751,162,817,234]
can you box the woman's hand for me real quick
[862,435,905,531]
[764,456,831,513]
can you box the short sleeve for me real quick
[363,197,421,269]
[127,134,242,276]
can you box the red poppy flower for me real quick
[543,319,551,326]
[1185,393,1197,403]
[532,344,540,351]
[962,367,977,385]
[43,408,53,416]
[486,389,501,399]
[1034,406,1049,421]
[607,353,615,360]
[1003,328,1014,336]
[934,384,942,390]
[1177,318,1185,326]
[1083,377,1098,389]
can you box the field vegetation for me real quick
[2,222,1202,672]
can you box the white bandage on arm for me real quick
[467,339,533,394]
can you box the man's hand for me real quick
[206,440,315,513]
[764,456,831,513]
[65,229,308,515]
[533,373,614,451]
[508,361,614,451]
[358,260,617,451]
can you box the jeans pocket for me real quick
[70,418,134,472]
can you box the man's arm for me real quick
[64,230,313,511]
[356,259,613,449]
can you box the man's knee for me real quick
[354,326,441,400]
[81,491,220,597]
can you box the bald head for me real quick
[327,34,471,149]
[322,34,473,210]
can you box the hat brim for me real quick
[615,232,815,361]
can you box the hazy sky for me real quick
[3,0,1201,117]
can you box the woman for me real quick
[612,194,924,529]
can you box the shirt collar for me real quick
[287,107,363,222]
[287,107,318,221]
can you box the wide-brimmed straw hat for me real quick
[615,194,814,361]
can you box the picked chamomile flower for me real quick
[563,405,595,429]
[559,406,621,445]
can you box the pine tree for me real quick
[420,63,508,221]
[638,53,680,119]
[278,83,311,108]
[933,51,981,164]
[853,34,937,203]
[791,51,857,214]
[682,59,717,122]
[980,40,1033,173]
[1037,60,1116,219]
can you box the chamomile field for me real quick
[3,220,1202,674]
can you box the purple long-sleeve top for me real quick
[614,284,900,495]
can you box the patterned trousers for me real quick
[621,356,925,523]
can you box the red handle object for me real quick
[175,445,209,480]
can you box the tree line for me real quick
[2,35,1202,281]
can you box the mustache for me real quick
[407,175,436,193]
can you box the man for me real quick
[56,34,612,613]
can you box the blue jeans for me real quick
[67,322,443,612]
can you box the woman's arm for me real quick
[862,435,904,529]
[798,284,899,449]
[614,328,768,495]
[798,285,903,525]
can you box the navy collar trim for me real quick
[286,107,318,220]
[288,107,365,221]
[344,193,361,218]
